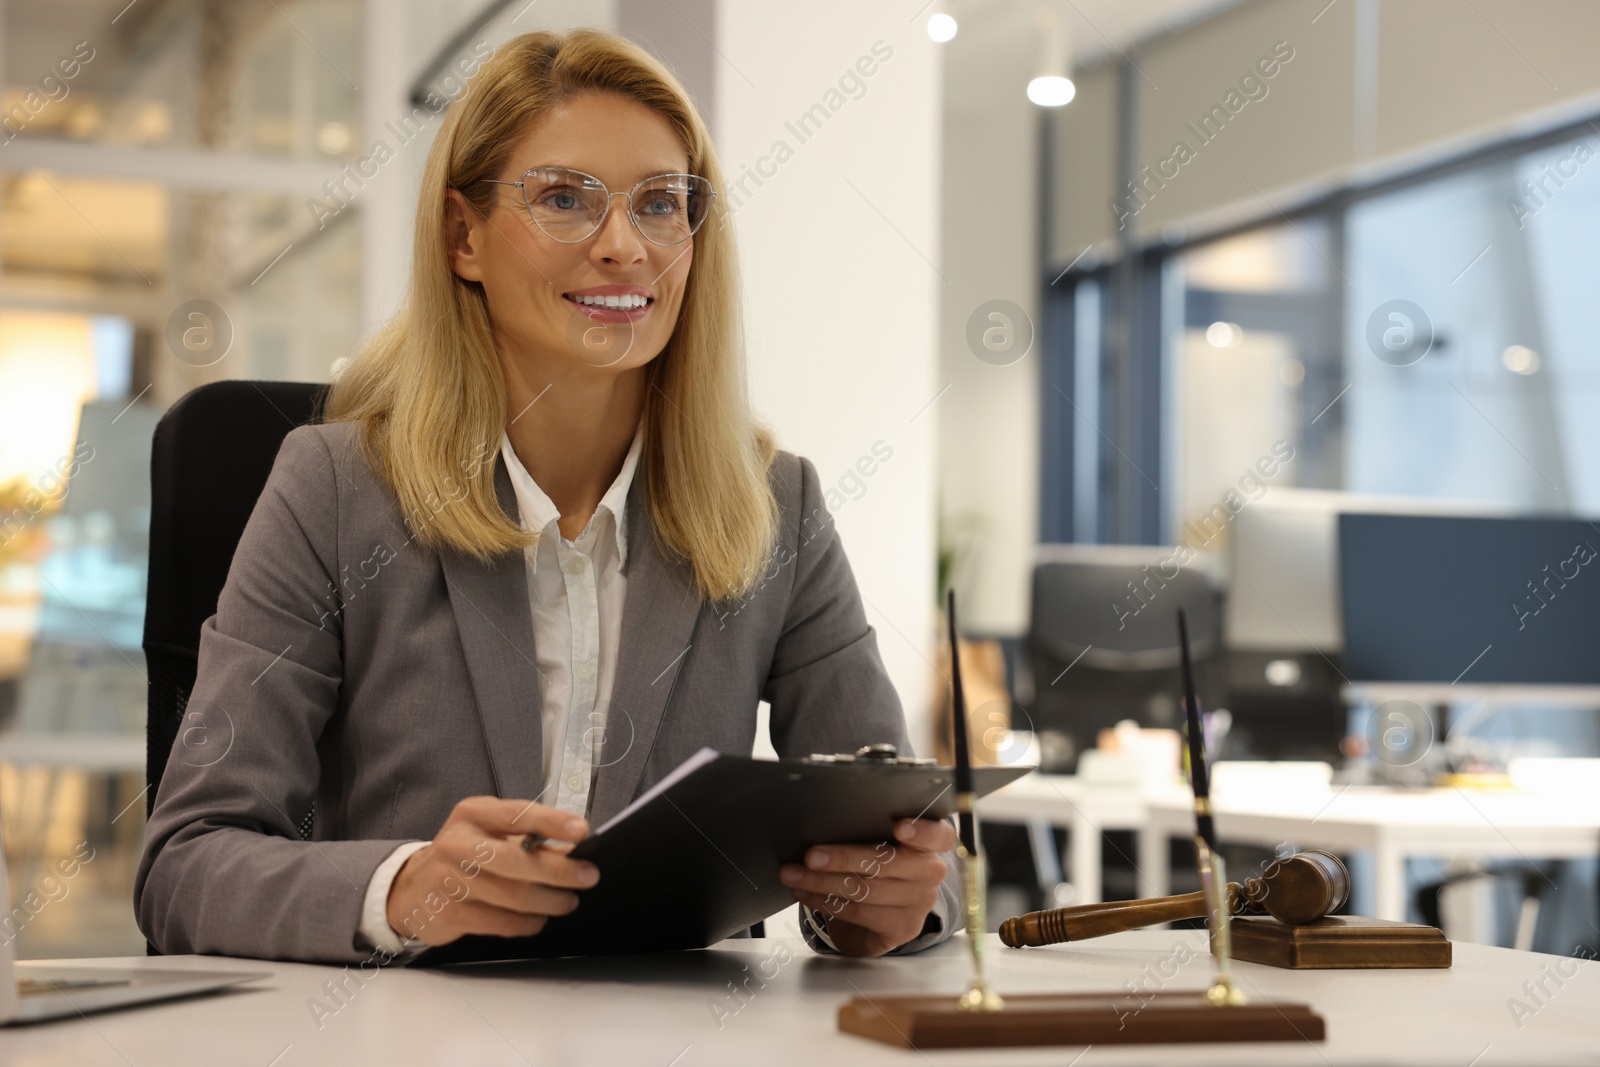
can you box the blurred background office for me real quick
[0,0,1596,963]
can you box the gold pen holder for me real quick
[955,841,1004,1012]
[837,837,1328,1047]
[1194,837,1247,1007]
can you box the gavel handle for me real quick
[999,883,1244,947]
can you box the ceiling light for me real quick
[1028,3,1074,108]
[1502,344,1540,375]
[1028,76,1076,106]
[1206,321,1242,348]
[928,13,958,43]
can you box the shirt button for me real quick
[576,661,596,682]
[566,556,588,575]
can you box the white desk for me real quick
[9,932,1597,1064]
[978,775,1149,903]
[980,772,1600,925]
[1140,785,1600,921]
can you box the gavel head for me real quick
[1255,849,1351,925]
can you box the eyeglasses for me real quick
[483,166,715,247]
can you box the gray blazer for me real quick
[135,420,962,963]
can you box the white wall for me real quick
[716,4,943,752]
[937,6,1041,637]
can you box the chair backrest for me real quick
[1026,545,1223,771]
[143,380,329,817]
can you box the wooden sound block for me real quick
[838,991,1324,1048]
[1232,915,1452,969]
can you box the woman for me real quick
[135,28,961,964]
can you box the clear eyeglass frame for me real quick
[482,165,715,247]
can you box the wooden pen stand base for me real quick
[839,991,1324,1049]
[1232,915,1452,969]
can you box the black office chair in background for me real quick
[984,546,1228,909]
[143,380,329,828]
[1025,545,1225,773]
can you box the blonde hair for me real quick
[325,28,777,601]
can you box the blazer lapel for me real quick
[439,452,544,802]
[587,475,705,827]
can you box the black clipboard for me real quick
[414,748,1031,965]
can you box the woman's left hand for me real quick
[780,817,954,957]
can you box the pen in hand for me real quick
[387,799,596,945]
[522,811,592,855]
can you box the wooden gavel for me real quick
[1000,849,1351,948]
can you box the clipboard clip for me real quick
[804,743,938,766]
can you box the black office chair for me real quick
[1026,545,1224,773]
[997,547,1226,907]
[143,380,329,826]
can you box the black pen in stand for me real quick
[1177,607,1246,1007]
[946,589,1003,1012]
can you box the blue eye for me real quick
[639,194,679,217]
[538,189,585,211]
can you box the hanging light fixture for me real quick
[1027,3,1075,107]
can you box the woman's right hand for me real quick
[385,796,601,945]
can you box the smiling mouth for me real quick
[563,293,654,310]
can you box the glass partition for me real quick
[0,0,365,959]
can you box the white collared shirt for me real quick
[357,421,644,955]
[500,421,644,818]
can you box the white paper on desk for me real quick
[591,746,720,835]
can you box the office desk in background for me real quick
[9,933,1596,1065]
[975,774,1150,903]
[0,731,145,884]
[1140,783,1600,921]
[980,774,1600,923]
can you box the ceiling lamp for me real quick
[1027,3,1075,107]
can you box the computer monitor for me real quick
[1221,491,1505,760]
[1226,489,1511,653]
[1339,513,1600,688]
